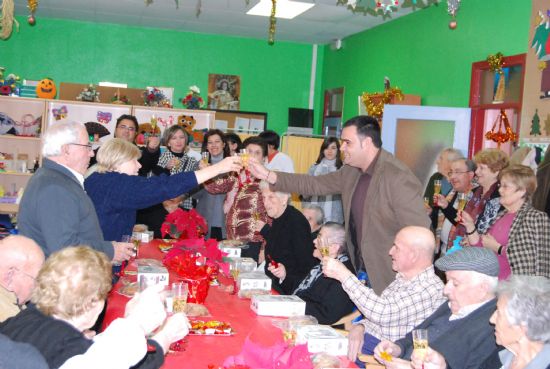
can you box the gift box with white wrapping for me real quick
[251,295,306,317]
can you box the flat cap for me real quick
[435,247,499,277]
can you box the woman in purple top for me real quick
[461,165,550,279]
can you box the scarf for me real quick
[293,253,349,294]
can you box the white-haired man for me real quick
[0,235,45,321]
[18,121,134,263]
[374,247,499,369]
[322,226,446,362]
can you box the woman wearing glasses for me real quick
[88,114,161,176]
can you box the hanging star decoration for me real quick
[361,79,403,120]
[487,52,505,75]
[485,109,517,147]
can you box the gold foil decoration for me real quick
[361,87,403,120]
[487,52,504,75]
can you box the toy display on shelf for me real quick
[76,84,100,102]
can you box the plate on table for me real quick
[219,240,249,249]
[158,242,174,253]
[188,320,234,336]
[117,281,138,297]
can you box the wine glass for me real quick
[412,329,428,361]
[201,152,209,165]
[317,236,330,257]
[433,179,442,206]
[239,149,249,169]
[457,193,467,212]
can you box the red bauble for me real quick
[28,15,36,26]
[449,20,457,30]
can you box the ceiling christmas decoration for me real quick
[338,0,438,17]
[27,0,38,25]
[268,0,277,45]
[0,0,18,40]
[485,109,518,147]
[447,0,460,29]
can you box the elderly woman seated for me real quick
[0,246,187,369]
[411,275,550,369]
[301,203,325,241]
[293,222,355,325]
[258,181,317,294]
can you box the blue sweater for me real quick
[85,171,198,241]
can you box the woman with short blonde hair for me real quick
[84,138,242,242]
[95,139,140,174]
[32,246,111,320]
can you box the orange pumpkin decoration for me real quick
[36,78,57,99]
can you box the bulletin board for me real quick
[46,100,132,147]
[132,106,215,149]
[213,110,267,134]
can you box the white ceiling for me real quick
[15,0,433,44]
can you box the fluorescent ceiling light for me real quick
[247,0,315,19]
[99,82,128,88]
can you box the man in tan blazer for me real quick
[249,115,430,294]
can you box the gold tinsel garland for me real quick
[268,0,276,45]
[1,0,18,40]
[487,52,504,74]
[361,87,403,119]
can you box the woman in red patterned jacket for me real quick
[204,136,270,262]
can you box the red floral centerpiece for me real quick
[161,209,228,303]
[161,208,207,240]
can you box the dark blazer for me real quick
[296,258,356,325]
[18,159,114,258]
[396,299,497,369]
[261,205,318,294]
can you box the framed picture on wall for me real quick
[207,74,240,110]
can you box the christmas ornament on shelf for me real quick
[76,84,100,103]
[485,109,518,148]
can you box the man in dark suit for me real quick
[18,121,134,263]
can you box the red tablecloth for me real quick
[103,240,357,369]
[103,240,287,369]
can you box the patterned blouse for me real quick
[204,171,270,242]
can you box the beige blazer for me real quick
[274,149,430,294]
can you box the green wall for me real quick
[320,1,532,122]
[0,17,317,135]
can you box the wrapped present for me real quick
[182,274,210,304]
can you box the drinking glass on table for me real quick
[412,329,429,361]
[172,282,188,314]
[131,234,141,258]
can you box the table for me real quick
[103,240,357,368]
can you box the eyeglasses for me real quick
[69,143,93,151]
[448,170,471,177]
[118,124,136,132]
[14,268,36,282]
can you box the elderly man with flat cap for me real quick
[374,247,499,369]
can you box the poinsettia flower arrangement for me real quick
[161,208,207,240]
[181,85,204,109]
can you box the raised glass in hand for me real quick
[412,329,428,361]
